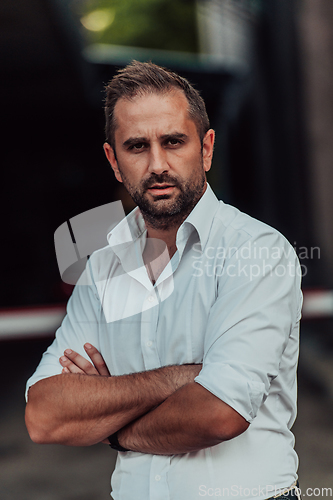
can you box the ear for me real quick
[103,143,123,183]
[202,129,215,173]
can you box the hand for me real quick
[59,344,112,444]
[59,343,111,377]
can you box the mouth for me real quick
[147,184,176,195]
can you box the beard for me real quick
[118,162,206,230]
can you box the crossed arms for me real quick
[25,344,249,454]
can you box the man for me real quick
[25,61,302,500]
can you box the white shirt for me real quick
[26,185,303,500]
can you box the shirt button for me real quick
[146,341,153,347]
[148,296,154,302]
[155,475,161,481]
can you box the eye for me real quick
[129,142,147,152]
[166,138,183,147]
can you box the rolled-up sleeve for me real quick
[25,265,101,400]
[194,231,302,423]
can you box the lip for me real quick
[147,184,176,195]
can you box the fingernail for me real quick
[64,349,72,355]
[84,343,92,349]
[60,356,67,363]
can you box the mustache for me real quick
[142,174,180,190]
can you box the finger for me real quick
[84,343,111,376]
[60,349,99,375]
[59,355,86,374]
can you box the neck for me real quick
[145,223,178,256]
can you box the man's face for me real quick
[104,90,214,227]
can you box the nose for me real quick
[147,144,169,175]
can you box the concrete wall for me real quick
[298,0,333,282]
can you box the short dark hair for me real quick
[104,60,210,149]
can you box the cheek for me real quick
[118,164,146,189]
[168,149,200,167]
[182,152,204,173]
[120,154,147,174]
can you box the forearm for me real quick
[25,364,201,446]
[118,382,249,455]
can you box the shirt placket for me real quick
[149,455,171,500]
[140,288,160,371]
[140,263,174,499]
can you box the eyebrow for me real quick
[123,137,148,148]
[160,133,188,141]
[122,132,188,148]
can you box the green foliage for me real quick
[77,0,199,53]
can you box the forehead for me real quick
[113,90,197,139]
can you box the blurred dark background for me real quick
[1,0,333,498]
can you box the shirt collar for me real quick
[107,205,146,248]
[107,183,220,251]
[180,183,220,251]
